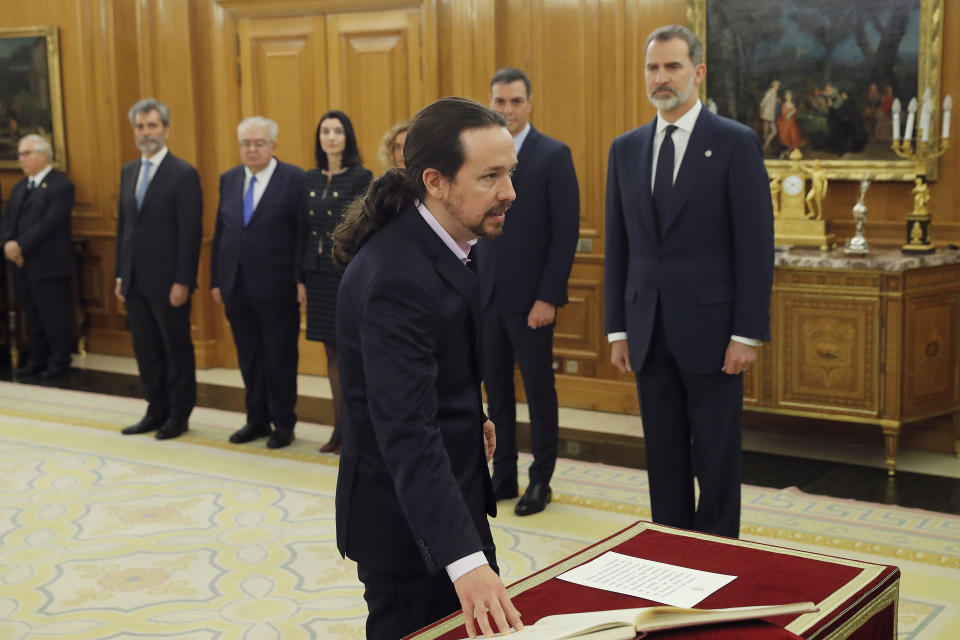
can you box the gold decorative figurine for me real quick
[892,91,952,254]
[772,149,834,250]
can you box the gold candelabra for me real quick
[891,91,952,254]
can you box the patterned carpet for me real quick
[0,381,957,639]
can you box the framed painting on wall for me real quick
[687,0,945,180]
[0,26,66,171]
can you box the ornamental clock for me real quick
[780,174,806,218]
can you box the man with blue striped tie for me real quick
[115,98,203,441]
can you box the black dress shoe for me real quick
[267,430,294,449]
[121,416,165,435]
[229,423,272,444]
[492,478,519,501]
[39,365,68,379]
[155,420,189,440]
[15,362,43,376]
[514,483,551,516]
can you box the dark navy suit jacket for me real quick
[335,206,495,575]
[476,126,579,312]
[210,159,305,305]
[115,152,203,297]
[604,108,774,374]
[2,170,75,280]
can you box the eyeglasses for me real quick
[17,150,39,157]
[239,139,271,149]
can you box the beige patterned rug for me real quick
[0,382,957,639]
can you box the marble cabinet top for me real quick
[774,247,960,271]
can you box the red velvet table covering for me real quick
[407,521,899,640]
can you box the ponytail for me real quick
[333,169,415,266]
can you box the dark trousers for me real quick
[18,273,71,370]
[358,551,499,640]
[223,275,299,431]
[483,307,559,486]
[124,279,196,422]
[635,306,743,538]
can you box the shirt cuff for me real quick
[731,335,762,347]
[446,551,488,583]
[607,332,628,343]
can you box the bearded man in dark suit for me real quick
[2,134,75,378]
[115,98,203,441]
[333,97,524,640]
[604,25,774,538]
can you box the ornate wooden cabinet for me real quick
[744,249,960,474]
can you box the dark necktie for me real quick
[22,179,35,206]
[653,124,678,235]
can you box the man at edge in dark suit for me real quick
[211,116,304,449]
[478,67,580,516]
[332,97,524,640]
[604,25,774,538]
[115,98,203,441]
[2,134,75,378]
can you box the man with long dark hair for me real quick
[333,97,523,639]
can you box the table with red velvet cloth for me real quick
[406,521,899,640]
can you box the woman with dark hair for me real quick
[295,110,373,453]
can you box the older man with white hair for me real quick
[210,116,305,448]
[2,134,75,378]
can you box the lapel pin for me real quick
[705,150,713,157]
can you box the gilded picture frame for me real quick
[0,26,67,171]
[687,0,944,181]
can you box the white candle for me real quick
[921,101,932,142]
[892,98,902,140]
[943,95,953,139]
[905,97,918,140]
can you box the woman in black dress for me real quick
[296,111,373,453]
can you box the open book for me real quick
[458,602,818,640]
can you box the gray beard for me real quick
[647,83,694,112]
[649,92,683,112]
[136,136,162,155]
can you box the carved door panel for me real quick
[326,8,427,173]
[902,291,960,415]
[777,293,881,415]
[237,16,329,171]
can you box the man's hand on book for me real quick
[454,565,523,638]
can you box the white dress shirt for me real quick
[513,122,532,155]
[29,164,54,188]
[136,146,169,194]
[243,157,278,211]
